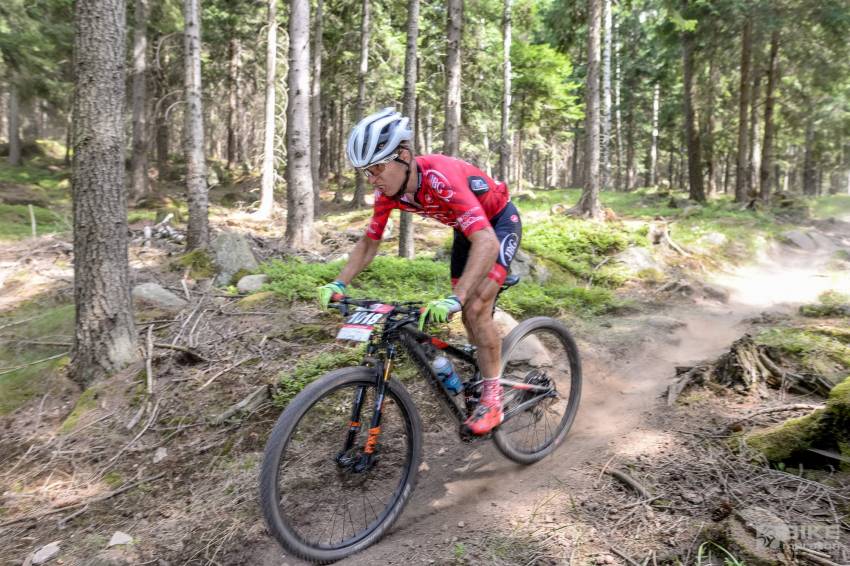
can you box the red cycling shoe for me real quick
[463,403,504,435]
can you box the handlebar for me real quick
[328,297,424,318]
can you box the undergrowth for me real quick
[273,346,365,406]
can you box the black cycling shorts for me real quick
[450,201,522,287]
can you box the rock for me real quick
[701,283,730,303]
[132,283,187,313]
[211,231,259,286]
[107,531,133,547]
[32,541,61,564]
[614,246,662,273]
[782,230,818,251]
[236,274,268,294]
[493,309,552,366]
[153,446,167,464]
[509,249,551,283]
[697,232,727,247]
[719,506,789,565]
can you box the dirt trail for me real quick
[249,229,850,565]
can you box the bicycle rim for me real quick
[495,318,581,462]
[265,376,417,557]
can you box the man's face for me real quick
[365,149,409,197]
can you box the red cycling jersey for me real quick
[365,154,510,241]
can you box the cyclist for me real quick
[318,107,522,436]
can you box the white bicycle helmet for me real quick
[347,107,413,168]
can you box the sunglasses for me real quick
[360,153,399,178]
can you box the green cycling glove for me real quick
[419,295,463,331]
[318,280,346,310]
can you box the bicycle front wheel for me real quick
[494,317,582,464]
[260,367,422,563]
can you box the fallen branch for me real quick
[210,385,270,425]
[610,547,641,566]
[796,547,843,566]
[197,355,257,390]
[0,472,166,528]
[0,352,68,376]
[606,468,652,499]
[667,365,708,406]
[145,325,154,395]
[724,404,824,432]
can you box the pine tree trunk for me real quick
[226,38,242,169]
[600,0,612,190]
[399,0,419,259]
[735,17,752,203]
[574,0,603,218]
[256,0,278,219]
[183,0,209,249]
[749,70,762,195]
[625,103,635,190]
[803,118,817,196]
[285,0,315,249]
[499,0,512,182]
[443,0,462,157]
[705,57,718,196]
[425,106,432,153]
[310,0,323,214]
[334,99,346,203]
[153,45,170,175]
[570,125,581,187]
[647,83,660,187]
[682,10,705,203]
[130,0,149,201]
[7,84,20,166]
[71,0,138,386]
[352,0,371,207]
[759,30,779,202]
[613,18,623,190]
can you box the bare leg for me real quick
[460,278,501,379]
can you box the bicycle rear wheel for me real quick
[494,317,582,464]
[260,367,422,563]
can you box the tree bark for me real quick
[443,0,462,157]
[749,70,762,195]
[574,0,603,218]
[7,84,20,166]
[310,0,323,214]
[613,18,623,190]
[256,0,278,220]
[424,106,432,153]
[352,0,371,207]
[152,39,170,175]
[681,8,705,202]
[759,30,779,202]
[646,83,659,187]
[226,38,242,169]
[183,0,209,249]
[625,102,635,190]
[130,0,149,201]
[600,0,612,189]
[399,0,419,259]
[802,118,817,196]
[71,0,139,386]
[705,57,718,196]
[285,0,315,249]
[498,0,512,182]
[735,17,752,203]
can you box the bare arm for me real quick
[337,235,381,285]
[453,228,499,304]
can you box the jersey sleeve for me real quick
[365,190,396,240]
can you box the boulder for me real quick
[510,250,551,283]
[236,274,268,294]
[211,232,259,286]
[614,246,662,273]
[782,230,818,251]
[31,541,61,565]
[493,309,552,367]
[132,283,187,313]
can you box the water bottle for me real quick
[432,356,463,395]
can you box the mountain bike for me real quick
[259,276,582,563]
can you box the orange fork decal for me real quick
[349,421,361,428]
[364,426,381,454]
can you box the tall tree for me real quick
[255,0,277,220]
[226,38,242,169]
[310,0,323,212]
[398,0,419,258]
[748,69,762,194]
[71,0,138,386]
[7,84,20,165]
[498,0,512,182]
[759,29,779,201]
[681,4,704,202]
[646,83,659,187]
[734,17,752,203]
[351,0,371,207]
[704,58,719,196]
[285,0,315,248]
[601,0,612,189]
[444,0,462,156]
[183,0,209,249]
[573,0,603,218]
[129,0,149,201]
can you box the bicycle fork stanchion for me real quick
[336,385,368,468]
[353,346,396,473]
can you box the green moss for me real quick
[174,249,216,279]
[744,411,826,462]
[59,386,99,433]
[498,280,623,318]
[756,326,850,377]
[0,203,69,240]
[800,291,850,318]
[103,471,124,488]
[273,346,366,407]
[811,194,850,220]
[230,267,255,286]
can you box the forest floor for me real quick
[1,155,850,565]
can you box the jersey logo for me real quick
[468,176,490,195]
[426,170,454,201]
[458,208,485,231]
[500,233,519,265]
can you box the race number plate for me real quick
[336,303,394,342]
